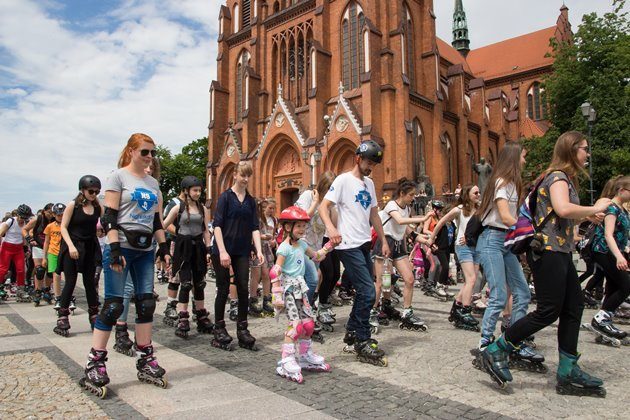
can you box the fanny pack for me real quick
[121,227,153,249]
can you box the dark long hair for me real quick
[74,193,101,213]
[476,141,524,217]
[458,184,479,217]
[394,177,417,199]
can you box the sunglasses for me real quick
[86,189,100,195]
[139,149,157,157]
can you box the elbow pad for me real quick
[101,207,119,233]
[152,213,163,233]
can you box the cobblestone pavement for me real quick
[1,276,628,419]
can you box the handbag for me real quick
[464,211,489,247]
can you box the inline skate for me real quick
[69,296,77,314]
[212,320,234,351]
[297,339,331,372]
[248,296,264,317]
[32,289,42,306]
[262,295,275,317]
[53,297,61,312]
[338,287,354,305]
[436,283,454,300]
[15,286,32,303]
[276,343,303,383]
[399,307,428,332]
[342,330,357,354]
[194,308,214,334]
[228,299,238,322]
[237,320,258,351]
[0,286,7,302]
[79,348,109,399]
[317,303,335,332]
[136,344,168,388]
[41,287,53,305]
[583,290,599,309]
[509,343,547,373]
[355,339,388,367]
[582,310,630,347]
[369,308,380,334]
[311,322,325,344]
[163,300,178,327]
[113,323,135,357]
[478,335,517,389]
[175,311,190,339]
[555,349,606,397]
[449,302,480,332]
[53,308,71,337]
[381,298,401,321]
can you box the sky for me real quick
[0,0,620,215]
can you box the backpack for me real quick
[504,174,557,254]
[577,223,597,264]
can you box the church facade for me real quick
[207,0,572,210]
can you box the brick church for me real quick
[207,0,572,210]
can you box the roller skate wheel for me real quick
[378,357,388,367]
[159,378,168,388]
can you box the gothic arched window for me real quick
[527,82,548,121]
[235,50,250,121]
[342,1,365,91]
[412,118,425,181]
[233,3,240,33]
[402,4,415,90]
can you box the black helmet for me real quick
[52,203,66,216]
[181,176,203,190]
[79,175,101,190]
[16,204,33,219]
[431,200,445,209]
[356,140,383,164]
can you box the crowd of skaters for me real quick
[0,129,628,399]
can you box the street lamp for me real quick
[580,102,597,205]
[302,148,322,188]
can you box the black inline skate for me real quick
[175,311,190,339]
[399,307,428,332]
[509,343,547,373]
[79,348,109,399]
[262,295,275,317]
[237,320,258,351]
[354,338,388,367]
[163,300,178,327]
[53,308,71,337]
[136,344,168,388]
[478,335,517,389]
[311,322,325,344]
[194,308,214,334]
[342,330,357,354]
[338,287,354,305]
[317,303,335,332]
[15,286,32,303]
[369,308,380,334]
[555,349,605,397]
[212,320,234,351]
[450,303,480,332]
[248,296,264,317]
[113,323,135,357]
[69,296,77,314]
[381,298,401,321]
[32,289,42,307]
[583,310,630,347]
[228,299,238,322]
[88,305,99,331]
[42,287,53,305]
[583,290,599,309]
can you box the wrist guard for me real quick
[157,242,170,259]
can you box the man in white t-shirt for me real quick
[319,140,390,363]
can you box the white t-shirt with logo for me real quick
[324,172,377,250]
[483,178,518,229]
[380,200,409,241]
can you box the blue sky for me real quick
[0,0,619,215]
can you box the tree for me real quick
[157,138,208,200]
[524,0,630,201]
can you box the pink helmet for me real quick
[278,206,310,223]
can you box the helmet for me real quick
[79,175,101,190]
[181,176,203,190]
[356,140,383,164]
[52,203,66,216]
[431,200,445,209]
[278,206,310,223]
[16,204,33,219]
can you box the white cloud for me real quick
[0,0,219,213]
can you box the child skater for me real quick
[271,206,332,383]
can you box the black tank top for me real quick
[68,205,101,241]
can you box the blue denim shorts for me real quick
[455,244,478,264]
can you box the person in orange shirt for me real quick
[43,203,65,304]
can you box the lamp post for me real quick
[301,148,322,189]
[580,102,597,205]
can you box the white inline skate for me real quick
[276,343,303,383]
[298,339,331,372]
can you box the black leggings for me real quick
[585,265,606,292]
[594,252,630,312]
[319,239,340,305]
[435,250,450,286]
[211,254,249,322]
[60,254,99,309]
[506,251,583,355]
[178,269,206,304]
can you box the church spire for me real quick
[452,0,470,57]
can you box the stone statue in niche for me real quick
[277,150,299,175]
[474,157,493,196]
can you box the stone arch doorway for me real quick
[260,135,303,209]
[326,138,356,176]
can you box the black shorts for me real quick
[373,235,407,261]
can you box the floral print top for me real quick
[592,203,630,255]
[535,171,579,253]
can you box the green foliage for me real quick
[524,0,630,201]
[157,138,208,200]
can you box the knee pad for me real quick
[98,297,125,326]
[194,279,207,291]
[35,266,46,281]
[180,279,193,293]
[167,282,180,291]
[135,293,156,323]
[301,318,315,337]
[285,320,302,341]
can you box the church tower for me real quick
[452,0,470,57]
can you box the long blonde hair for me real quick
[117,133,155,168]
[544,131,588,188]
